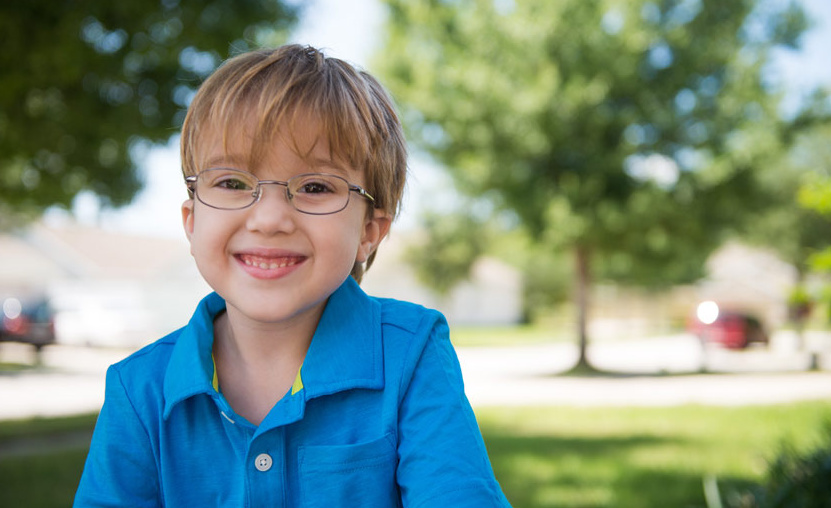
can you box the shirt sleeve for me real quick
[74,365,161,508]
[395,315,512,508]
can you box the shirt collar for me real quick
[163,292,225,419]
[300,276,385,399]
[162,277,384,419]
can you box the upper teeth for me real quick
[243,257,298,269]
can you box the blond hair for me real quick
[180,45,407,282]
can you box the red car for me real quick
[0,297,56,351]
[689,302,768,349]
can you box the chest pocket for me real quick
[298,433,399,507]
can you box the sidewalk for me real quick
[458,333,831,407]
[0,344,126,421]
[461,354,831,407]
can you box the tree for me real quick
[404,209,491,297]
[377,0,825,370]
[0,0,298,227]
[407,206,573,323]
[779,122,831,332]
[746,120,831,342]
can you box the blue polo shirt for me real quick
[74,277,511,507]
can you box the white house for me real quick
[1,221,524,349]
[0,222,209,347]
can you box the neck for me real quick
[211,306,321,425]
[213,305,318,371]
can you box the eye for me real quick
[294,176,338,195]
[216,177,254,191]
[204,170,256,191]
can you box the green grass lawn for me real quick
[1,402,829,508]
[0,414,96,508]
[450,324,571,347]
[478,402,831,507]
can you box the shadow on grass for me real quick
[0,414,97,508]
[553,357,744,379]
[0,447,88,508]
[482,430,754,508]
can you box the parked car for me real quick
[0,297,56,351]
[688,301,768,349]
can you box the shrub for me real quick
[726,421,831,508]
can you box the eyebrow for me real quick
[309,156,350,174]
[204,154,248,169]
[202,153,354,177]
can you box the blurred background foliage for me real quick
[741,419,831,508]
[404,208,492,296]
[0,0,299,228]
[376,0,831,366]
[796,123,831,271]
[1,2,831,504]
[2,0,831,362]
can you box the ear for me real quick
[356,209,392,263]
[182,199,195,245]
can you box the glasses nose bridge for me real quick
[254,179,292,205]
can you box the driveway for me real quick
[1,332,830,421]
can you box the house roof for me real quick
[0,222,192,290]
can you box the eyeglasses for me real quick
[185,168,375,215]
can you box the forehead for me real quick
[195,109,355,173]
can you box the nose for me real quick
[245,182,297,234]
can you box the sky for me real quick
[46,0,831,239]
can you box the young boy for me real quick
[74,44,511,507]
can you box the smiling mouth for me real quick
[238,254,304,270]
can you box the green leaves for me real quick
[378,0,823,287]
[0,0,299,223]
[404,210,491,296]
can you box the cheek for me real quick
[333,231,364,263]
[188,210,231,258]
[319,218,365,263]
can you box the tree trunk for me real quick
[790,271,807,352]
[574,244,592,370]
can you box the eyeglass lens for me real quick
[194,168,353,214]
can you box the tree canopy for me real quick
[404,209,492,297]
[0,0,298,226]
[376,0,829,365]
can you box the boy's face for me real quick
[182,115,390,330]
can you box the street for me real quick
[1,331,830,420]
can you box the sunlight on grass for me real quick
[450,324,569,347]
[477,402,831,508]
[500,453,616,507]
[0,413,97,441]
[0,362,37,373]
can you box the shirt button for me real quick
[254,453,273,472]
